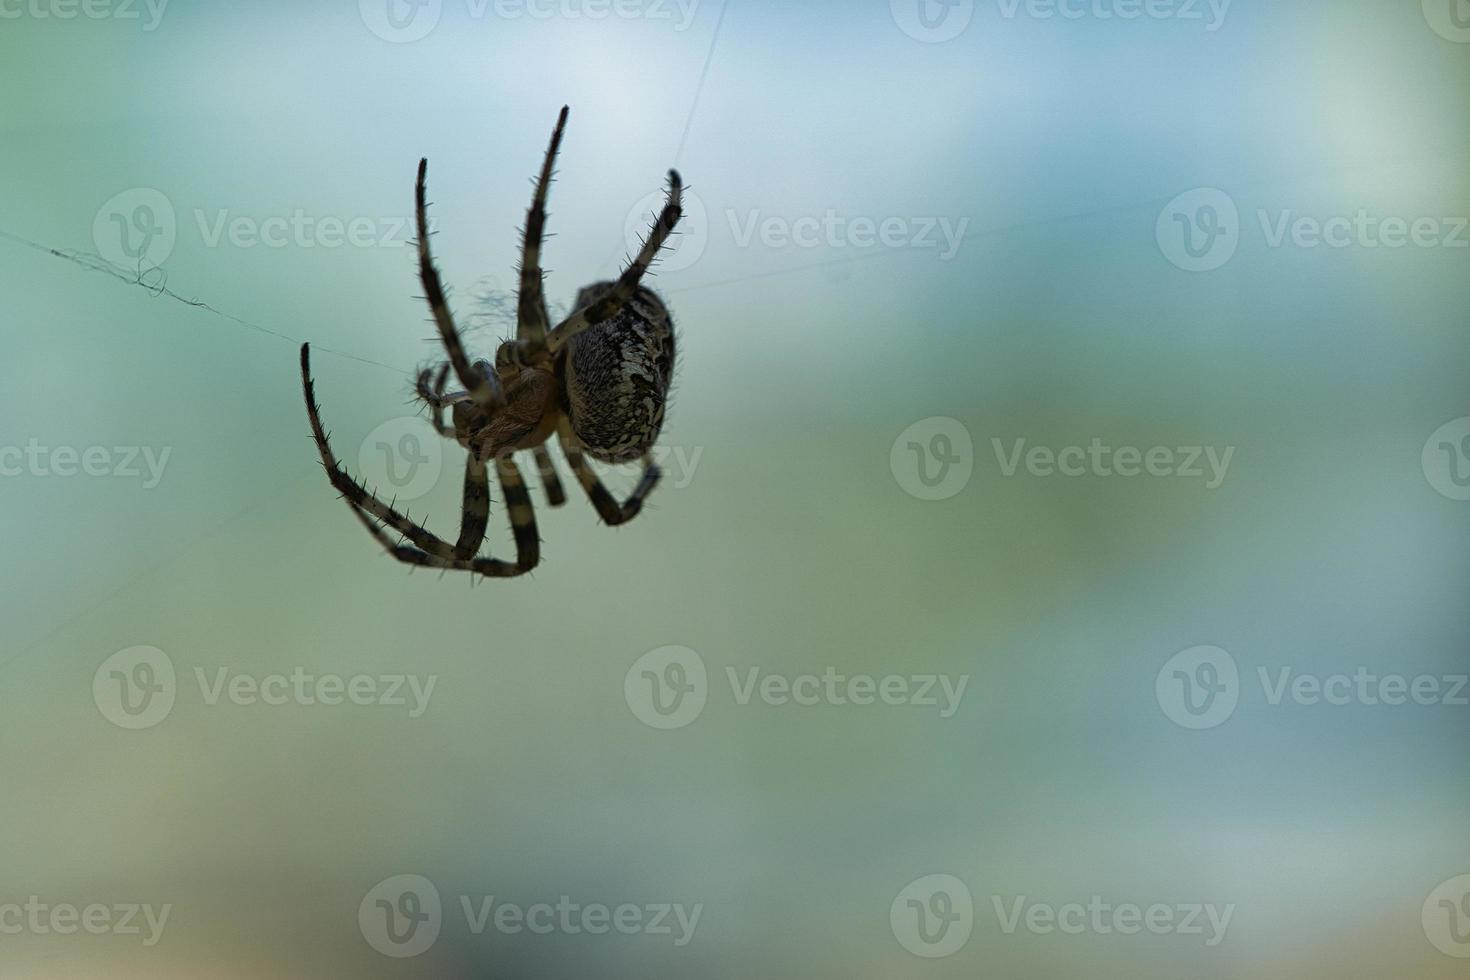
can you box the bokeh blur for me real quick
[1,1,1468,976]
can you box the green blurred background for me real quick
[1,0,1468,976]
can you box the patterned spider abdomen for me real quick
[561,281,675,463]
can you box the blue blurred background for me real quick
[1,0,1467,976]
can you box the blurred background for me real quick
[1,0,1468,976]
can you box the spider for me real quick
[299,105,683,578]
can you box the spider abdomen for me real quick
[561,282,675,463]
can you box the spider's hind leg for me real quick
[555,419,661,527]
[532,445,567,507]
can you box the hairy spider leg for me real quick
[542,169,684,355]
[415,364,457,438]
[301,343,539,577]
[416,159,504,409]
[555,418,662,527]
[532,446,568,507]
[515,107,574,507]
[517,104,568,346]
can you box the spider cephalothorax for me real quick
[300,105,683,578]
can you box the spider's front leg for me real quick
[414,364,457,438]
[541,169,683,355]
[416,158,506,409]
